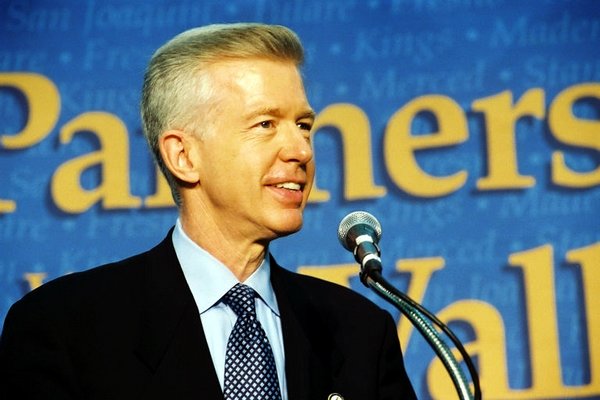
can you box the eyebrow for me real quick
[299,109,317,120]
[244,107,316,121]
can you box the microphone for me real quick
[337,211,383,284]
[337,211,482,399]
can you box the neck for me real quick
[179,212,269,282]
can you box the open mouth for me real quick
[275,182,302,191]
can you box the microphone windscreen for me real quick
[337,211,382,251]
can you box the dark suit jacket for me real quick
[0,231,416,399]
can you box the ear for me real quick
[158,130,201,185]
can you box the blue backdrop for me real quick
[1,1,599,398]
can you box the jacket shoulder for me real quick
[273,264,392,321]
[9,232,175,317]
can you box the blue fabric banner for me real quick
[1,1,599,398]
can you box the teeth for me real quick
[276,182,301,190]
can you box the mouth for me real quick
[274,182,302,191]
[268,180,306,205]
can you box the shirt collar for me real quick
[172,219,280,316]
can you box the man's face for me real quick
[191,58,315,243]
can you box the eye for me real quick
[259,120,274,129]
[297,121,312,131]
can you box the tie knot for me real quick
[223,283,256,317]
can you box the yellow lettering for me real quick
[298,257,444,350]
[23,272,47,291]
[51,112,142,213]
[0,199,17,214]
[566,242,600,388]
[509,245,562,393]
[473,89,544,190]
[427,244,599,399]
[549,83,600,188]
[384,95,468,197]
[500,244,600,398]
[310,104,387,202]
[0,73,60,149]
[267,245,600,398]
[427,300,509,399]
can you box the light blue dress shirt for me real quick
[172,219,287,398]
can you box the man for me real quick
[0,23,416,399]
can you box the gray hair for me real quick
[140,23,305,206]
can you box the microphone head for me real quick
[337,211,382,251]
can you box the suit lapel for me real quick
[271,260,343,399]
[272,274,313,398]
[131,235,342,399]
[134,231,223,398]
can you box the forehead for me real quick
[204,58,310,111]
[207,58,304,91]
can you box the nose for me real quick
[279,124,313,165]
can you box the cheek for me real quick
[304,161,316,197]
[307,160,316,182]
[200,140,241,174]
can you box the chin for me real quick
[269,211,304,237]
[275,225,302,238]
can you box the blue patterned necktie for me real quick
[223,283,282,400]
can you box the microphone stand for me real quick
[360,259,481,400]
